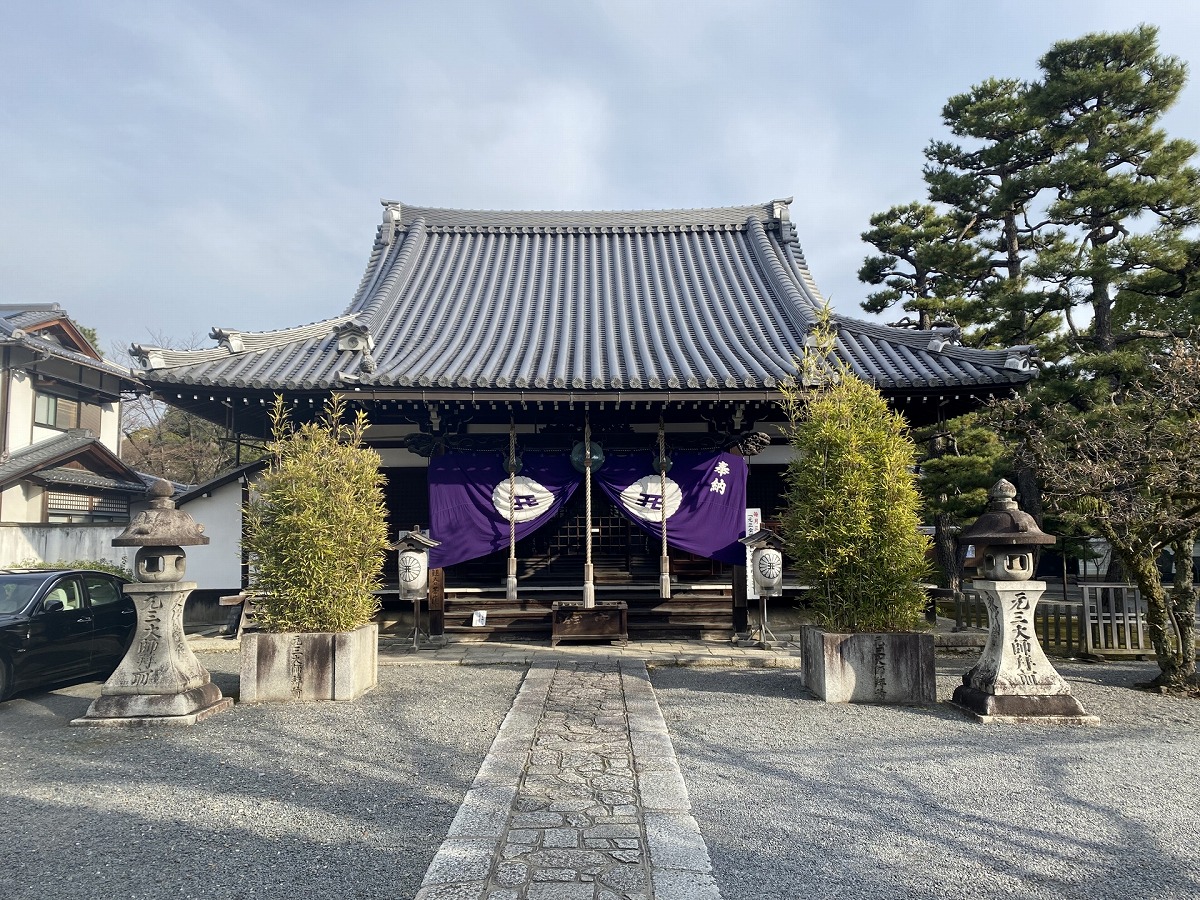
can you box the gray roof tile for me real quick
[0,304,140,381]
[131,199,1037,394]
[0,430,146,495]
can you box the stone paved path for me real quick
[415,659,720,900]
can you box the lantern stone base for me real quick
[240,622,378,703]
[800,626,936,704]
[951,685,1099,725]
[72,690,234,727]
[550,600,629,647]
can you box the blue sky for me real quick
[3,1,1200,359]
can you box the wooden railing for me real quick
[957,582,1199,658]
[956,590,1085,656]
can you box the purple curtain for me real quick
[594,451,748,565]
[428,452,580,569]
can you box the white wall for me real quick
[99,400,120,453]
[177,480,246,592]
[0,524,133,568]
[0,482,44,524]
[6,371,34,452]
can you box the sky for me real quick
[4,1,1200,362]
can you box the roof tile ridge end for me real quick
[744,215,816,332]
[354,216,429,328]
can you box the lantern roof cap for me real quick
[391,527,440,551]
[112,479,210,547]
[739,528,784,550]
[959,479,1055,547]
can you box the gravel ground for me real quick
[650,655,1200,900]
[0,653,524,900]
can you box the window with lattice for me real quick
[46,491,129,524]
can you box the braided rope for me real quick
[659,417,671,599]
[659,418,667,557]
[506,419,517,601]
[508,420,517,555]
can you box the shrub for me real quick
[780,312,931,632]
[242,395,389,632]
[13,558,133,579]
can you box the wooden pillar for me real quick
[428,567,445,637]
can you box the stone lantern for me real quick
[951,480,1097,724]
[392,528,440,650]
[738,529,785,647]
[73,480,233,726]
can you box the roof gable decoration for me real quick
[0,304,139,385]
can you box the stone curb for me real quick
[416,662,555,899]
[415,658,723,899]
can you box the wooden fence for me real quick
[956,582,1199,658]
[956,591,1086,657]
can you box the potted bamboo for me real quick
[780,311,935,704]
[239,396,389,702]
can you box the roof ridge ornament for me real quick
[378,200,403,247]
[771,197,797,241]
[210,327,244,353]
[334,320,375,353]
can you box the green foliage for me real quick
[913,414,1008,524]
[864,25,1200,362]
[242,395,388,633]
[13,558,132,579]
[993,340,1200,688]
[779,312,931,633]
[857,202,984,329]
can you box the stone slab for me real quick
[70,696,233,728]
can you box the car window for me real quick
[0,575,46,614]
[85,575,123,606]
[45,577,84,611]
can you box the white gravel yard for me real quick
[0,653,524,900]
[650,655,1200,900]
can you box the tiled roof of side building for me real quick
[0,430,147,495]
[130,199,1039,393]
[0,304,141,382]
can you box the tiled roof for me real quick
[39,467,148,493]
[130,200,1038,394]
[0,304,140,381]
[0,431,98,484]
[0,430,146,494]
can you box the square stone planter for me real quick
[240,622,378,703]
[800,625,935,704]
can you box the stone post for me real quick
[72,480,233,727]
[951,480,1097,724]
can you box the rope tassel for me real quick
[583,415,595,608]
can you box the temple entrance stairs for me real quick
[440,552,734,641]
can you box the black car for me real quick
[0,569,136,701]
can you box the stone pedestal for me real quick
[73,582,233,727]
[951,579,1097,724]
